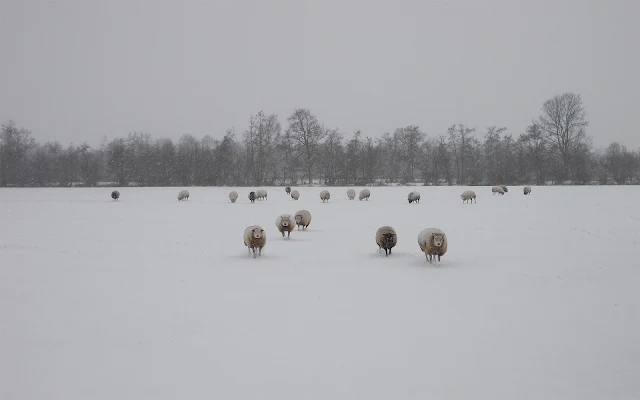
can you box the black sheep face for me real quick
[383,233,396,245]
[111,191,120,200]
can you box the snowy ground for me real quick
[1,185,639,399]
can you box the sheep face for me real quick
[252,228,263,239]
[294,214,303,224]
[382,232,396,246]
[280,217,291,227]
[432,234,444,247]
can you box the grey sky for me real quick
[1,0,638,149]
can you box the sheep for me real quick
[276,214,295,239]
[249,191,256,203]
[408,191,420,204]
[291,190,300,200]
[491,186,505,195]
[256,189,268,200]
[359,188,371,201]
[500,185,508,193]
[285,186,291,195]
[243,225,266,258]
[111,190,120,201]
[320,190,331,203]
[178,189,190,201]
[294,210,312,230]
[375,226,397,256]
[418,228,448,263]
[460,190,476,204]
[347,189,356,200]
[524,186,531,195]
[229,191,238,203]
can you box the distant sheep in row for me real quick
[229,191,238,203]
[359,189,371,201]
[492,186,505,195]
[111,190,120,201]
[524,186,531,195]
[285,186,291,194]
[291,190,300,200]
[461,190,476,204]
[347,189,356,200]
[243,225,266,258]
[418,228,447,263]
[294,210,312,230]
[249,191,256,203]
[408,191,420,204]
[256,189,268,200]
[375,226,397,256]
[320,190,330,203]
[276,214,295,239]
[178,190,190,201]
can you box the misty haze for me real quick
[1,1,639,399]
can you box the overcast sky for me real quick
[1,0,638,149]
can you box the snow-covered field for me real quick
[1,185,639,399]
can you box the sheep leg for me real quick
[287,231,290,239]
[258,247,262,257]
[385,248,389,257]
[252,248,256,258]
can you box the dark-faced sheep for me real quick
[243,225,266,258]
[294,210,312,230]
[418,228,448,263]
[500,185,508,193]
[359,188,371,201]
[178,190,190,201]
[320,190,330,203]
[461,190,476,203]
[249,191,256,203]
[229,191,238,203]
[492,186,505,195]
[347,189,356,200]
[276,214,295,239]
[375,226,397,256]
[524,186,531,195]
[111,190,120,201]
[285,186,291,195]
[408,191,420,204]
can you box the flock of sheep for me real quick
[109,184,532,263]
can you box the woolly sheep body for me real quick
[461,190,476,203]
[347,189,356,200]
[375,226,398,256]
[320,190,331,202]
[524,186,532,195]
[111,190,120,201]
[418,228,448,263]
[290,190,300,200]
[294,210,312,230]
[243,225,266,258]
[359,188,371,201]
[285,186,291,194]
[178,190,190,201]
[408,191,420,204]
[276,214,295,239]
[256,189,268,200]
[492,186,505,195]
[229,191,238,203]
[248,191,256,203]
[500,185,508,193]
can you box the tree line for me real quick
[1,92,638,187]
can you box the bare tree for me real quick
[285,108,327,184]
[535,92,589,180]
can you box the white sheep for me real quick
[243,225,266,258]
[524,186,531,195]
[111,190,120,201]
[178,189,190,201]
[375,226,397,256]
[229,191,238,203]
[320,190,331,203]
[347,189,356,200]
[418,228,448,263]
[291,190,300,200]
[276,214,295,239]
[408,191,420,204]
[294,210,312,230]
[256,189,268,200]
[491,186,505,195]
[460,190,476,204]
[359,188,371,201]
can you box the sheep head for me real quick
[252,228,263,239]
[431,233,444,247]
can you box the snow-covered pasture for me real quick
[1,186,639,399]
